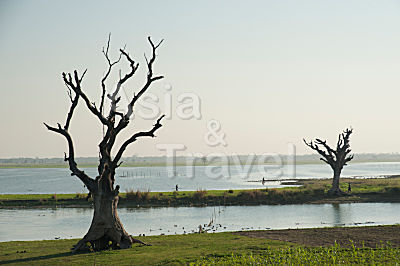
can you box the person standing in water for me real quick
[176,184,179,191]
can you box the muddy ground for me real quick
[234,225,400,248]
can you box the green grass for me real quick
[0,233,398,265]
[191,243,400,265]
[0,233,290,265]
[0,194,79,201]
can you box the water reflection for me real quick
[0,203,399,242]
[332,203,344,226]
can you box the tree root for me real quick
[328,188,348,196]
[71,233,151,253]
[132,236,152,246]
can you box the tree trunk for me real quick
[45,37,164,253]
[72,192,132,252]
[72,175,148,253]
[328,168,345,196]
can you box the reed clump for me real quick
[125,189,151,202]
[193,189,207,200]
[383,186,400,195]
[75,193,86,199]
[51,194,57,201]
[239,189,265,200]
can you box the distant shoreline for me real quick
[1,159,400,169]
[1,177,400,208]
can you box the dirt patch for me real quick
[234,225,400,248]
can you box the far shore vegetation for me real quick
[2,177,400,208]
[1,153,400,168]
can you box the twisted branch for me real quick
[44,123,96,191]
[45,36,165,189]
[62,70,110,126]
[113,115,165,166]
[303,127,354,170]
[100,33,123,115]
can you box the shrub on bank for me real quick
[193,189,207,200]
[75,193,86,199]
[239,190,265,201]
[125,189,151,202]
[51,194,57,201]
[383,187,400,195]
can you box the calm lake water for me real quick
[0,203,399,242]
[0,162,399,194]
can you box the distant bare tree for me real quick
[303,128,354,195]
[44,35,165,252]
[201,156,207,165]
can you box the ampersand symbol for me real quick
[204,119,227,147]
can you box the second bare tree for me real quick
[304,128,354,195]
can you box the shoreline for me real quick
[1,177,400,208]
[1,160,400,169]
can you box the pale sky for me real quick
[1,0,400,158]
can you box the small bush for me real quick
[278,190,292,201]
[239,190,251,199]
[125,189,136,200]
[151,193,160,200]
[228,189,234,194]
[267,189,278,197]
[141,190,151,201]
[51,194,57,201]
[193,189,207,200]
[239,190,264,200]
[312,188,325,196]
[267,189,284,201]
[253,189,264,199]
[384,187,400,194]
[125,189,150,201]
[75,193,85,199]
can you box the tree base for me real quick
[327,187,348,196]
[72,227,150,253]
[70,189,152,253]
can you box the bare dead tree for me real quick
[44,35,165,252]
[303,128,354,195]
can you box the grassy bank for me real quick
[1,226,399,265]
[1,177,400,208]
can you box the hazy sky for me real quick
[1,0,400,158]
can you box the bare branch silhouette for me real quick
[304,128,354,195]
[44,36,165,252]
